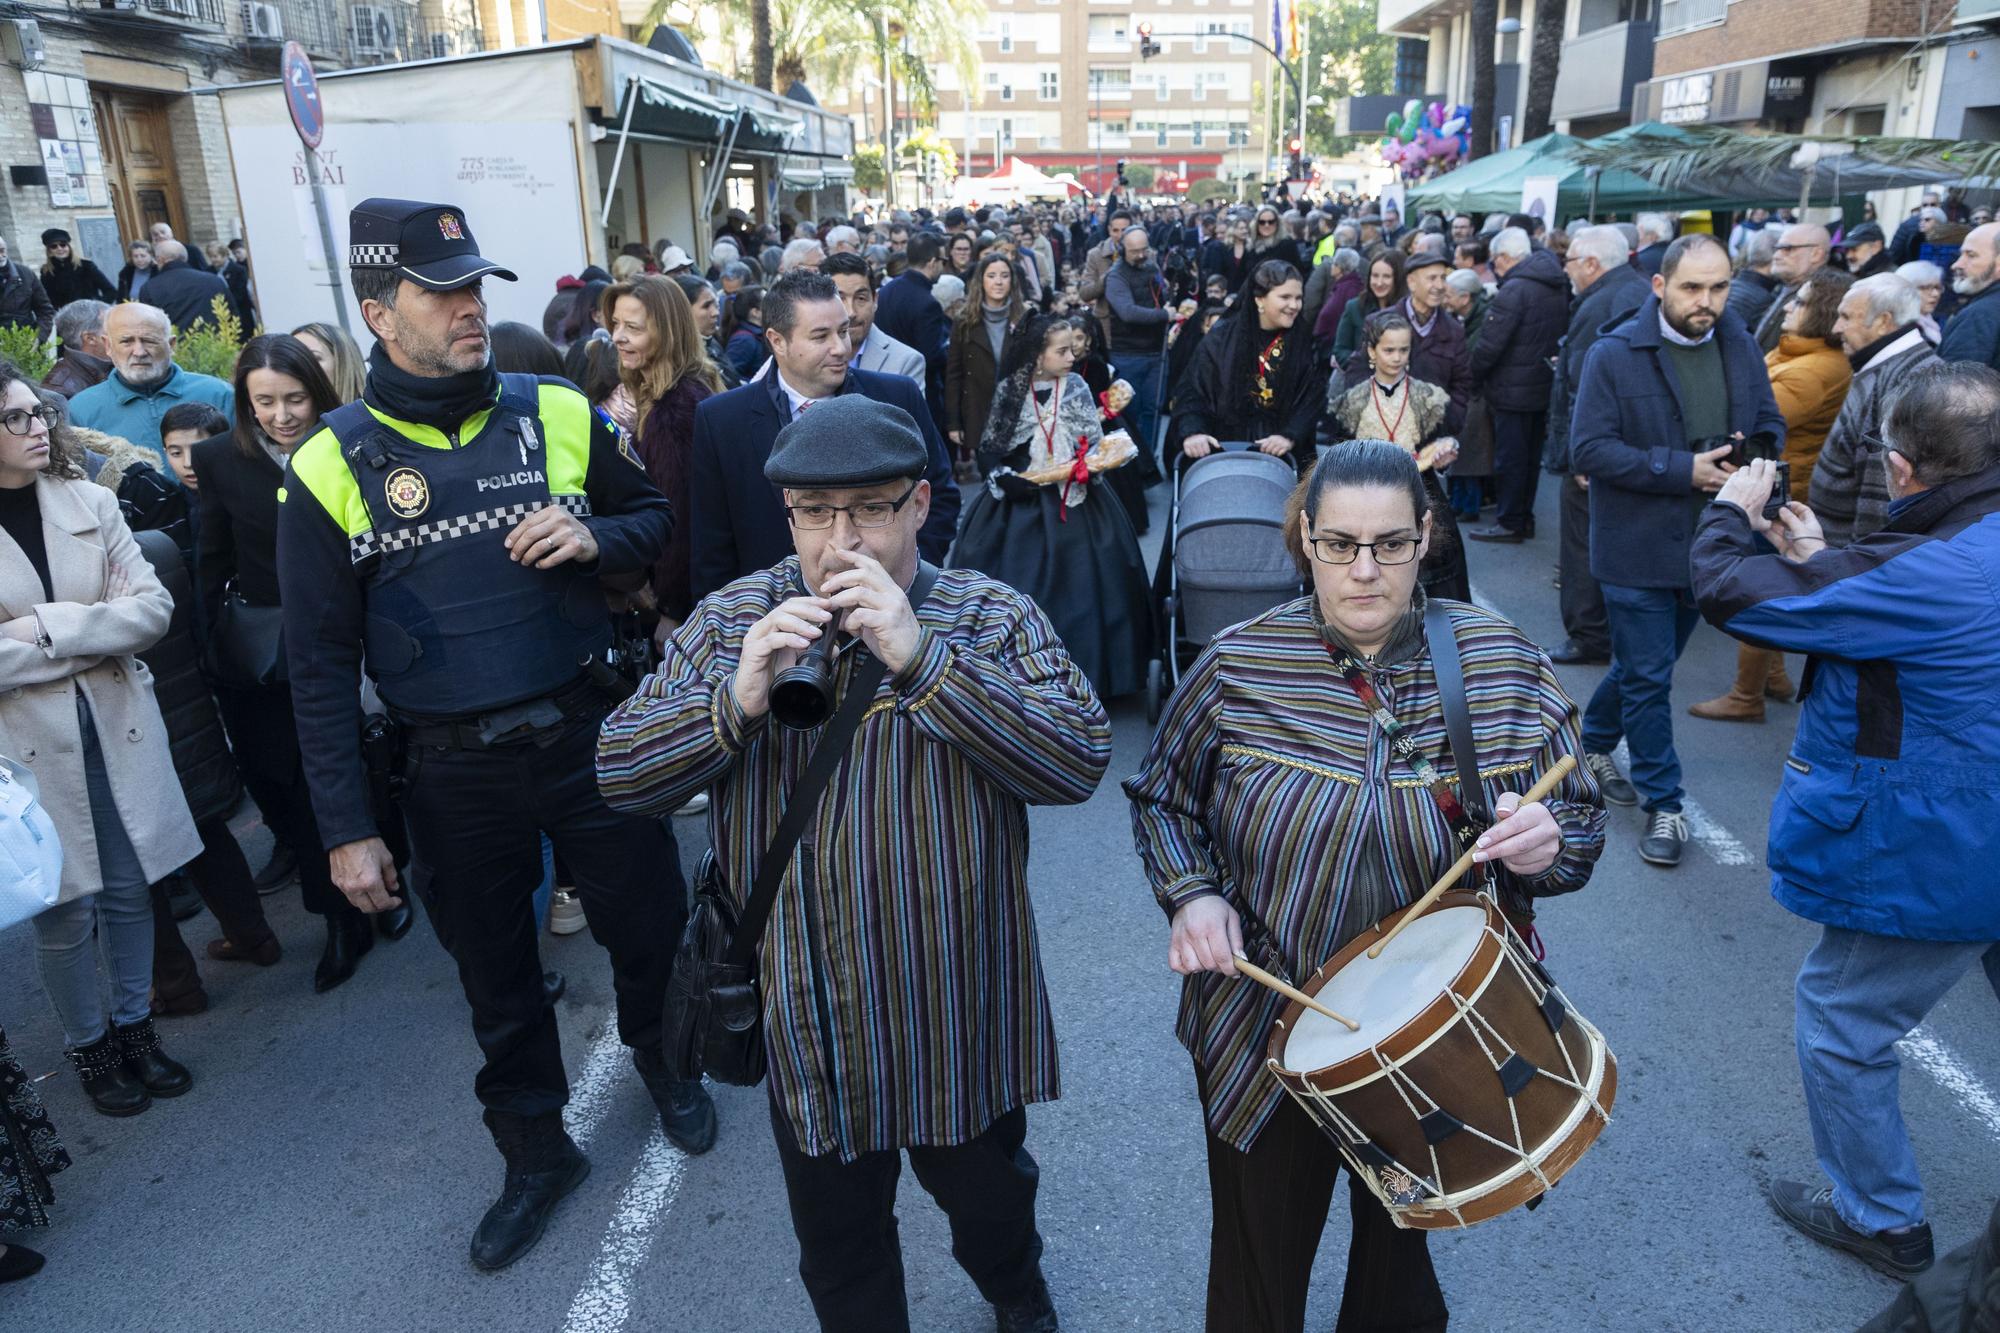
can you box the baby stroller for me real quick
[1146,442,1304,724]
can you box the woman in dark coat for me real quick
[944,253,1028,460]
[0,1023,69,1283]
[1242,206,1305,284]
[193,335,408,994]
[1332,252,1407,372]
[37,230,116,307]
[1172,260,1322,475]
[951,313,1153,698]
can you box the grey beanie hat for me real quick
[764,395,929,489]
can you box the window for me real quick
[1656,0,1724,34]
[999,19,1014,49]
[1001,118,1016,148]
[1040,70,1060,99]
[1192,122,1205,145]
[1087,13,1129,46]
[1191,73,1204,100]
[1157,72,1170,97]
[1228,122,1249,144]
[1002,81,1015,100]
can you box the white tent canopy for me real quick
[947,156,1080,205]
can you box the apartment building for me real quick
[821,0,1277,196]
[0,0,503,279]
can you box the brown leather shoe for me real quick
[1689,689,1765,722]
[207,934,283,966]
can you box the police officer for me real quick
[276,199,716,1272]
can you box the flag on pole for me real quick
[1285,0,1299,58]
[1271,0,1283,53]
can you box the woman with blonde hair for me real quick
[289,321,366,403]
[0,359,202,1116]
[602,277,723,626]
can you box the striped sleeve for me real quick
[1123,642,1228,917]
[596,592,766,816]
[892,592,1112,807]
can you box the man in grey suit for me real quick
[751,251,927,389]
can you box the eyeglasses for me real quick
[1308,535,1419,566]
[785,479,920,530]
[0,406,50,436]
[1257,217,1279,226]
[1773,243,1821,253]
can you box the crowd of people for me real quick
[1,177,1998,1331]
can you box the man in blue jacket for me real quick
[1569,233,1785,866]
[1691,362,2000,1282]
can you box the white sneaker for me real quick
[674,792,710,817]
[548,889,587,936]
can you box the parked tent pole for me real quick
[601,74,640,229]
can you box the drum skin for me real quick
[1266,892,1616,1230]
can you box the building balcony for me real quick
[92,0,228,30]
[1376,0,1470,39]
[1550,18,1655,121]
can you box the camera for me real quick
[1764,460,1792,522]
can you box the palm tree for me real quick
[1520,0,1565,142]
[752,0,774,90]
[647,0,980,105]
[1468,0,1498,159]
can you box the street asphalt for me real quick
[3,477,1997,1333]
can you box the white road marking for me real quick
[566,1023,633,1153]
[1677,797,1754,867]
[559,1130,689,1333]
[1899,1026,2000,1144]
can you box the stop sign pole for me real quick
[283,41,351,333]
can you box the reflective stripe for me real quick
[286,379,595,541]
[346,493,592,564]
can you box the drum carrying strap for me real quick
[1422,598,1543,955]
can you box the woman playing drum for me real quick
[1124,440,1607,1333]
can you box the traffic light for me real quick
[1288,135,1303,179]
[1137,21,1161,59]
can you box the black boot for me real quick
[114,1016,193,1098]
[633,1048,718,1155]
[994,1276,1060,1333]
[0,1243,46,1284]
[542,971,566,1005]
[66,1033,150,1117]
[375,894,415,941]
[314,912,374,993]
[470,1110,590,1272]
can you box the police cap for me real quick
[764,397,928,490]
[347,198,518,291]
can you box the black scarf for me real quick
[363,343,499,433]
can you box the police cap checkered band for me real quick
[346,196,518,290]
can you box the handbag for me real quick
[1423,597,1541,946]
[204,584,287,688]
[660,564,938,1086]
[0,756,64,932]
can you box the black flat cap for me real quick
[765,396,928,489]
[347,197,518,291]
[1845,221,1886,246]
[1403,251,1452,275]
[41,228,70,247]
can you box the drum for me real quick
[1265,891,1615,1230]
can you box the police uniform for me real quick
[276,199,715,1272]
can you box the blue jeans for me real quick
[532,834,554,929]
[1581,583,1701,813]
[1117,351,1165,466]
[1795,926,1997,1232]
[31,703,158,1047]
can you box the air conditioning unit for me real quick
[97,0,141,11]
[1,18,46,69]
[429,30,452,58]
[351,4,393,52]
[149,0,201,19]
[242,1,282,41]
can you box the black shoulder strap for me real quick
[1423,597,1492,826]
[724,561,941,967]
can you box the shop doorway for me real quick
[91,87,189,249]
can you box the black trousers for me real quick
[1490,409,1547,535]
[769,1099,1046,1333]
[150,814,278,998]
[399,710,687,1118]
[215,682,361,925]
[1557,474,1610,655]
[1200,1068,1448,1333]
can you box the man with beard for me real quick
[1569,234,1786,867]
[1940,221,2000,371]
[66,302,234,469]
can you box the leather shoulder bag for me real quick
[661,563,939,1086]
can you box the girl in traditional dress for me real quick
[951,314,1152,698]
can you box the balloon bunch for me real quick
[1379,100,1472,177]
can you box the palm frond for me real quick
[1567,125,2000,189]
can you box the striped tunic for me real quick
[597,558,1112,1161]
[1124,596,1606,1151]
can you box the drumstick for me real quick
[1232,955,1361,1031]
[1367,754,1579,960]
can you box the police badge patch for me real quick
[438,213,465,241]
[385,467,431,519]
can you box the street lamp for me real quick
[1139,24,1312,185]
